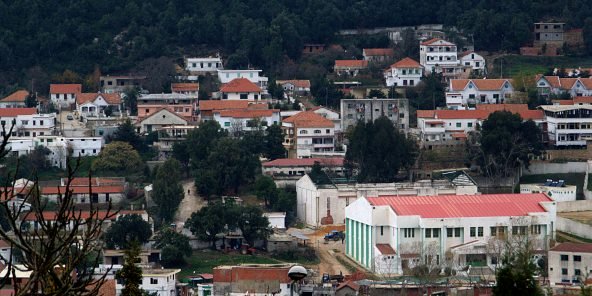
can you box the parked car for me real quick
[324,230,344,241]
[66,114,74,120]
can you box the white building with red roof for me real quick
[384,57,423,87]
[75,93,122,118]
[212,108,280,134]
[220,78,263,101]
[262,157,345,177]
[536,75,592,98]
[0,90,29,108]
[49,84,81,109]
[446,78,515,108]
[459,51,486,72]
[0,108,56,137]
[334,60,369,77]
[419,38,459,73]
[217,69,268,94]
[282,111,336,158]
[171,83,199,97]
[276,80,311,95]
[362,48,395,63]
[548,242,592,285]
[345,193,556,274]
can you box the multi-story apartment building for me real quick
[186,57,223,74]
[446,79,515,107]
[296,173,478,227]
[138,93,197,121]
[340,98,409,133]
[220,78,263,101]
[345,193,556,274]
[152,125,198,159]
[50,84,81,109]
[540,103,592,147]
[384,57,423,87]
[419,38,459,73]
[217,69,268,93]
[282,111,335,158]
[0,108,56,137]
[536,75,592,98]
[534,22,565,47]
[548,242,592,285]
[99,75,145,93]
[171,83,199,97]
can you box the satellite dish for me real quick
[288,266,307,281]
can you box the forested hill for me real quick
[1,0,591,89]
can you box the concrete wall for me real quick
[557,200,592,212]
[524,162,588,175]
[557,216,592,239]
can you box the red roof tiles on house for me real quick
[276,80,311,89]
[450,79,512,91]
[171,83,199,92]
[220,78,261,93]
[216,109,278,118]
[375,244,396,255]
[283,111,334,128]
[262,157,344,167]
[367,193,552,218]
[420,38,455,46]
[574,96,592,104]
[2,90,29,102]
[40,185,125,195]
[551,242,592,253]
[334,60,368,68]
[475,104,529,112]
[76,93,121,105]
[50,84,81,94]
[390,57,421,68]
[363,48,395,56]
[21,210,146,222]
[0,108,37,117]
[417,107,544,121]
[199,100,251,111]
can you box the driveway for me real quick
[57,111,89,137]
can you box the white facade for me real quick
[536,76,592,98]
[217,69,268,93]
[1,113,56,137]
[296,175,479,227]
[222,91,261,101]
[446,79,514,107]
[460,52,485,71]
[99,266,180,296]
[7,136,103,168]
[213,110,280,132]
[137,109,189,134]
[520,183,577,202]
[548,243,592,285]
[51,93,77,108]
[345,194,556,274]
[419,39,458,73]
[540,104,592,147]
[384,58,423,87]
[312,107,341,132]
[263,212,286,229]
[186,57,223,73]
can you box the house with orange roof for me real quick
[282,111,336,158]
[340,98,409,133]
[217,69,268,94]
[0,90,29,108]
[138,93,197,121]
[536,75,592,98]
[334,60,368,77]
[446,78,514,107]
[0,108,56,137]
[417,105,544,148]
[345,193,556,274]
[50,84,81,109]
[213,109,280,134]
[362,48,395,63]
[384,57,423,87]
[419,38,475,80]
[220,78,263,101]
[276,79,311,95]
[171,83,199,97]
[76,93,122,118]
[548,242,592,285]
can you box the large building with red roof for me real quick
[0,90,29,108]
[282,111,336,158]
[536,75,592,98]
[50,84,82,109]
[220,78,263,101]
[345,193,556,274]
[384,57,423,87]
[446,78,515,108]
[549,242,592,285]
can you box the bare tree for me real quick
[0,123,117,295]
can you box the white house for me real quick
[345,193,556,274]
[282,111,336,158]
[334,60,368,77]
[310,106,342,132]
[520,180,577,202]
[212,109,280,133]
[186,57,223,74]
[276,80,311,95]
[217,69,268,93]
[419,38,458,74]
[384,57,423,87]
[220,78,263,101]
[446,79,515,107]
[171,82,199,97]
[459,51,486,73]
[263,212,287,229]
[137,108,189,134]
[536,75,592,98]
[50,84,81,109]
[7,136,104,168]
[76,93,122,118]
[0,90,29,108]
[548,243,592,285]
[0,108,56,137]
[296,174,479,228]
[540,104,592,147]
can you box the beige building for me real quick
[549,242,592,286]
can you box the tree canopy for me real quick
[152,158,184,223]
[92,141,144,176]
[104,214,152,249]
[153,228,192,267]
[115,242,144,296]
[345,116,417,183]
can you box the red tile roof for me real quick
[199,100,251,111]
[574,96,592,104]
[450,79,512,91]
[50,84,81,94]
[475,104,529,112]
[537,76,592,90]
[367,193,553,218]
[334,60,368,68]
[66,177,125,187]
[2,90,29,102]
[40,185,125,195]
[262,157,344,167]
[220,78,261,93]
[76,93,121,105]
[0,108,37,117]
[283,111,334,128]
[363,48,395,56]
[171,83,199,92]
[551,242,592,253]
[390,57,421,68]
[21,210,145,222]
[451,133,468,139]
[552,99,574,105]
[417,107,544,121]
[336,281,360,292]
[276,80,311,89]
[375,244,396,255]
[420,38,454,46]
[216,109,279,118]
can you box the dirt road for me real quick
[308,226,351,276]
[173,180,206,228]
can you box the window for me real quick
[425,228,432,238]
[454,228,461,237]
[240,94,248,100]
[299,130,308,134]
[562,268,568,275]
[432,229,439,238]
[478,227,483,237]
[456,122,461,128]
[512,226,528,235]
[470,227,476,237]
[468,122,473,128]
[380,226,384,236]
[561,255,569,261]
[326,129,330,134]
[531,224,542,235]
[314,130,321,134]
[39,120,43,126]
[150,278,158,285]
[574,255,582,262]
[447,228,453,237]
[490,227,497,236]
[576,269,582,276]
[403,228,415,238]
[224,122,230,127]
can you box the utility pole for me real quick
[500,58,503,78]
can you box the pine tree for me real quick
[116,242,144,296]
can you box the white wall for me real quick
[186,58,222,73]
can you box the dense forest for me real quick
[1,0,592,94]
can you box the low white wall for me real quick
[557,216,592,239]
[557,200,592,212]
[524,162,588,175]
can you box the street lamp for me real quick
[288,265,307,296]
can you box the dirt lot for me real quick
[306,225,358,276]
[558,211,592,225]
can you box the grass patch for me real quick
[490,55,592,78]
[520,173,585,200]
[335,255,358,274]
[273,248,320,266]
[179,250,281,279]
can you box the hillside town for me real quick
[3,2,592,295]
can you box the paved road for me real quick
[57,111,88,137]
